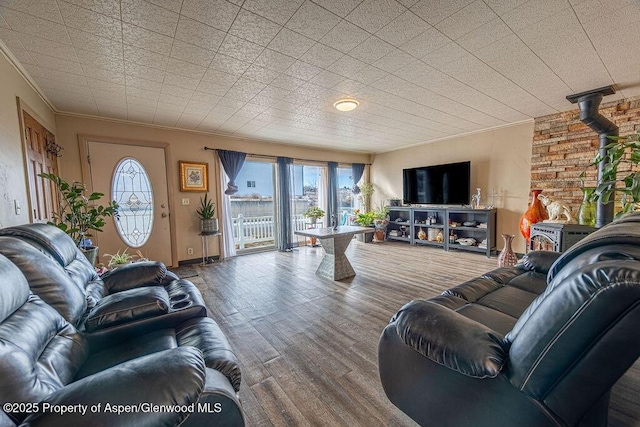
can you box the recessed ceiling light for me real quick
[333,99,359,112]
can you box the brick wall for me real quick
[531,95,640,213]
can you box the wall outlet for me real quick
[187,247,194,255]
[182,198,190,205]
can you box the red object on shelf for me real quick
[519,189,548,240]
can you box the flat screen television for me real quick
[403,161,470,205]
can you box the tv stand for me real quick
[386,206,497,257]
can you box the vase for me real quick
[519,189,548,240]
[498,234,518,267]
[578,187,596,226]
[417,227,426,240]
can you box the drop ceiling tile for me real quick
[20,34,77,61]
[456,17,513,52]
[185,97,217,111]
[158,92,191,106]
[374,49,415,72]
[75,48,124,71]
[181,0,240,32]
[422,41,469,69]
[8,47,35,65]
[34,76,89,95]
[122,22,173,55]
[0,13,8,28]
[376,10,431,47]
[170,40,215,67]
[332,78,368,95]
[127,86,161,101]
[209,54,251,75]
[310,69,346,88]
[578,1,640,37]
[165,57,207,79]
[300,42,343,67]
[351,65,388,84]
[501,0,569,32]
[127,95,159,107]
[218,34,265,62]
[82,65,124,84]
[0,0,63,23]
[176,114,206,127]
[146,0,183,13]
[175,17,225,52]
[482,0,529,15]
[58,1,121,41]
[243,64,280,84]
[253,49,296,73]
[21,63,46,79]
[156,101,186,112]
[396,0,420,7]
[327,55,367,77]
[121,0,178,37]
[258,85,291,100]
[196,79,232,96]
[286,1,341,41]
[270,74,306,90]
[225,82,265,101]
[283,60,323,80]
[153,113,180,126]
[242,0,303,25]
[410,0,473,25]
[216,98,246,109]
[229,9,282,46]
[125,60,166,82]
[126,75,163,92]
[36,66,86,84]
[123,44,168,70]
[68,28,122,59]
[346,0,406,33]
[63,0,120,19]
[319,20,370,53]
[201,68,240,87]
[27,52,83,75]
[267,27,315,58]
[0,7,71,44]
[164,71,201,90]
[348,36,395,64]
[191,91,222,104]
[436,1,497,40]
[399,27,450,57]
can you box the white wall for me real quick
[371,122,535,252]
[0,50,56,227]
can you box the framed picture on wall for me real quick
[179,161,208,192]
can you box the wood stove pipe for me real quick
[566,85,618,227]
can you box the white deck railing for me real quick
[232,214,309,249]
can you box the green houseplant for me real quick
[303,206,325,225]
[103,248,137,268]
[39,172,118,265]
[587,131,640,218]
[358,182,374,211]
[372,205,390,242]
[197,194,218,234]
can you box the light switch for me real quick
[181,198,190,206]
[14,199,21,215]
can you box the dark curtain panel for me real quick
[276,157,293,251]
[352,163,365,194]
[217,150,246,195]
[327,161,338,228]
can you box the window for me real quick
[247,181,256,188]
[337,166,355,217]
[112,158,153,247]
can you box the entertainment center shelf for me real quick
[386,206,497,257]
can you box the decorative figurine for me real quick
[471,188,481,209]
[537,194,573,223]
[417,227,427,240]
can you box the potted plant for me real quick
[197,193,218,234]
[303,206,325,246]
[358,182,374,211]
[587,131,640,218]
[354,209,375,243]
[103,248,137,269]
[372,205,390,242]
[39,172,118,265]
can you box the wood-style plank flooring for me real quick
[183,241,640,426]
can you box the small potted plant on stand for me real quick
[372,205,390,242]
[302,206,325,246]
[103,248,137,269]
[39,172,118,266]
[197,194,218,234]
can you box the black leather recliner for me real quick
[0,254,243,426]
[379,213,640,426]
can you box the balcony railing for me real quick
[232,214,307,250]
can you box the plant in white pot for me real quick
[197,194,218,234]
[39,172,119,265]
[303,206,325,245]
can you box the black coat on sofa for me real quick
[379,213,640,427]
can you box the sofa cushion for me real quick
[0,255,29,323]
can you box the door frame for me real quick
[78,134,178,266]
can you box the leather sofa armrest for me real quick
[19,347,205,427]
[519,250,561,274]
[84,287,170,332]
[392,300,508,378]
[101,261,175,293]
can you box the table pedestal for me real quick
[315,233,356,281]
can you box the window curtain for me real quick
[318,167,328,227]
[327,161,338,228]
[276,157,294,251]
[218,158,236,258]
[217,150,246,195]
[352,163,365,194]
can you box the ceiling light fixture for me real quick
[333,99,359,112]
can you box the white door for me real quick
[87,141,173,266]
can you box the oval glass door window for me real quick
[112,158,153,247]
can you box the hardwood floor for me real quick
[183,241,640,427]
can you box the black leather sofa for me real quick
[379,213,640,427]
[0,224,244,426]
